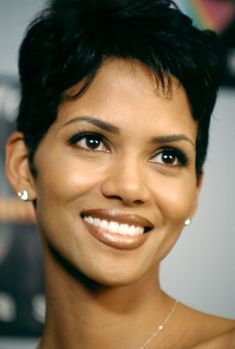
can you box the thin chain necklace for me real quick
[36,300,178,349]
[139,300,178,349]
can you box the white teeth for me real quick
[100,219,109,230]
[108,221,119,233]
[93,218,100,227]
[119,224,129,235]
[83,216,144,236]
[86,216,94,224]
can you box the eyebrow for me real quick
[62,116,119,134]
[151,134,195,148]
[62,115,195,147]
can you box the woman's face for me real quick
[31,59,200,286]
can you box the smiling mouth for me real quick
[81,210,153,250]
[83,216,146,236]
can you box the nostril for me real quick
[101,172,151,205]
[105,195,124,202]
[134,199,145,205]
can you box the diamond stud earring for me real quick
[184,218,191,226]
[17,190,29,201]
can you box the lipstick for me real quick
[81,209,153,250]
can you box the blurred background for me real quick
[0,0,234,348]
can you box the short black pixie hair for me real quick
[17,0,223,176]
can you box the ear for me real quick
[5,132,37,201]
[189,172,204,219]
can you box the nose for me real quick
[100,156,151,206]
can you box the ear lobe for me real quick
[5,131,37,201]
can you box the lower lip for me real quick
[83,221,148,250]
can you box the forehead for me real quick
[65,58,181,104]
[56,59,196,135]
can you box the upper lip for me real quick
[81,209,153,231]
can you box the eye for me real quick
[150,148,188,167]
[68,132,109,152]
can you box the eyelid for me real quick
[68,131,110,152]
[149,146,189,166]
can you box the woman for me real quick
[5,0,235,347]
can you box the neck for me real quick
[40,245,171,349]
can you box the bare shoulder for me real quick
[174,302,235,348]
[191,328,235,348]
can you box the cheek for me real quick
[151,175,197,223]
[34,156,109,204]
[145,175,198,262]
[33,157,108,245]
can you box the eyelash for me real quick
[68,132,189,167]
[150,147,189,167]
[68,132,109,152]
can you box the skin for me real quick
[5,59,235,348]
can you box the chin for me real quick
[88,270,144,288]
[45,241,144,289]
